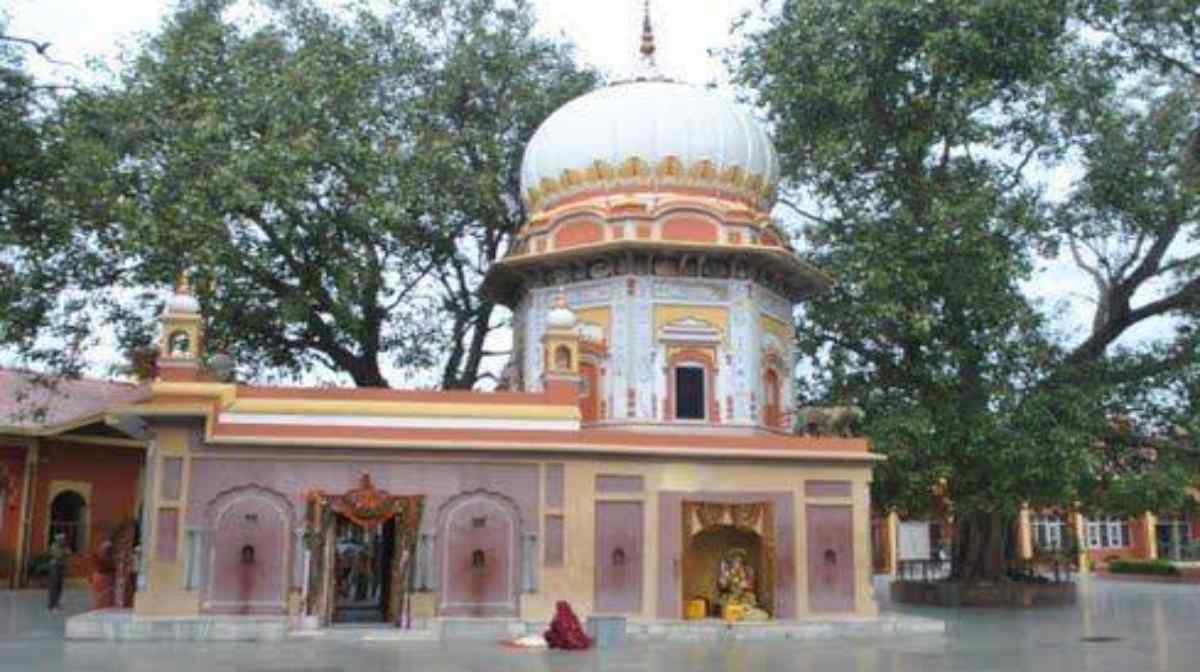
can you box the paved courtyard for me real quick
[2,577,1199,671]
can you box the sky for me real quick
[2,0,1177,387]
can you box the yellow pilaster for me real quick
[1073,511,1088,573]
[1018,505,1033,560]
[886,511,900,575]
[134,426,200,616]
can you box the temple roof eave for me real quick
[203,425,883,463]
[482,240,833,307]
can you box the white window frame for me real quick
[1033,515,1064,550]
[1084,517,1129,549]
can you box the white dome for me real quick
[166,292,200,314]
[521,81,780,211]
[546,304,577,330]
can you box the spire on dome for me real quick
[633,1,665,82]
[166,270,201,315]
[639,1,656,63]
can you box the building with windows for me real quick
[876,505,1199,576]
[0,370,146,588]
[60,20,884,637]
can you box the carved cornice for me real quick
[525,155,776,214]
[483,246,830,307]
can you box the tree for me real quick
[732,0,1199,581]
[401,0,599,389]
[3,0,596,387]
[0,16,89,376]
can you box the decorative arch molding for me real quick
[434,489,527,616]
[434,488,525,532]
[664,347,720,423]
[551,217,605,250]
[204,483,297,529]
[202,483,294,615]
[46,480,92,554]
[651,202,731,223]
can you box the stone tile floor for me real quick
[3,577,1199,671]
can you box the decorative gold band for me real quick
[526,155,775,213]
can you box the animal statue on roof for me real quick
[796,406,865,437]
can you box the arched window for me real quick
[764,369,781,428]
[49,490,87,553]
[168,330,191,356]
[554,345,572,371]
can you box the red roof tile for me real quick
[0,369,147,431]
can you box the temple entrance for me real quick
[682,526,765,618]
[332,516,395,623]
[302,474,423,628]
[680,501,775,620]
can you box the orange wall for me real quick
[26,440,142,578]
[0,444,25,578]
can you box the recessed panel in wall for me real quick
[595,501,643,613]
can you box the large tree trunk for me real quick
[345,355,388,388]
[951,511,1015,582]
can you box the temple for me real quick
[59,10,882,634]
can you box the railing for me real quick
[896,558,951,582]
[897,555,1078,583]
[1161,542,1200,562]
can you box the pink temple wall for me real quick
[595,500,644,613]
[805,504,855,613]
[186,448,540,534]
[186,439,540,613]
[205,492,290,614]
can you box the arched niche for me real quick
[435,490,523,617]
[202,484,295,615]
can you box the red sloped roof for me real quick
[0,369,147,431]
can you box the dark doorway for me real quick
[333,516,395,623]
[675,366,705,420]
[49,491,87,553]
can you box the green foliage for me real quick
[1,0,597,387]
[1108,559,1179,576]
[733,0,1199,579]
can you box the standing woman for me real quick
[47,533,68,612]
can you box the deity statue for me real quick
[717,548,769,621]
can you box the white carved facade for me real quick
[512,276,795,431]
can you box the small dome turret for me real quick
[545,290,577,330]
[166,274,200,315]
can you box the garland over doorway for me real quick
[303,473,423,627]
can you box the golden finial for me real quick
[553,287,568,310]
[640,1,656,62]
[175,271,191,295]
